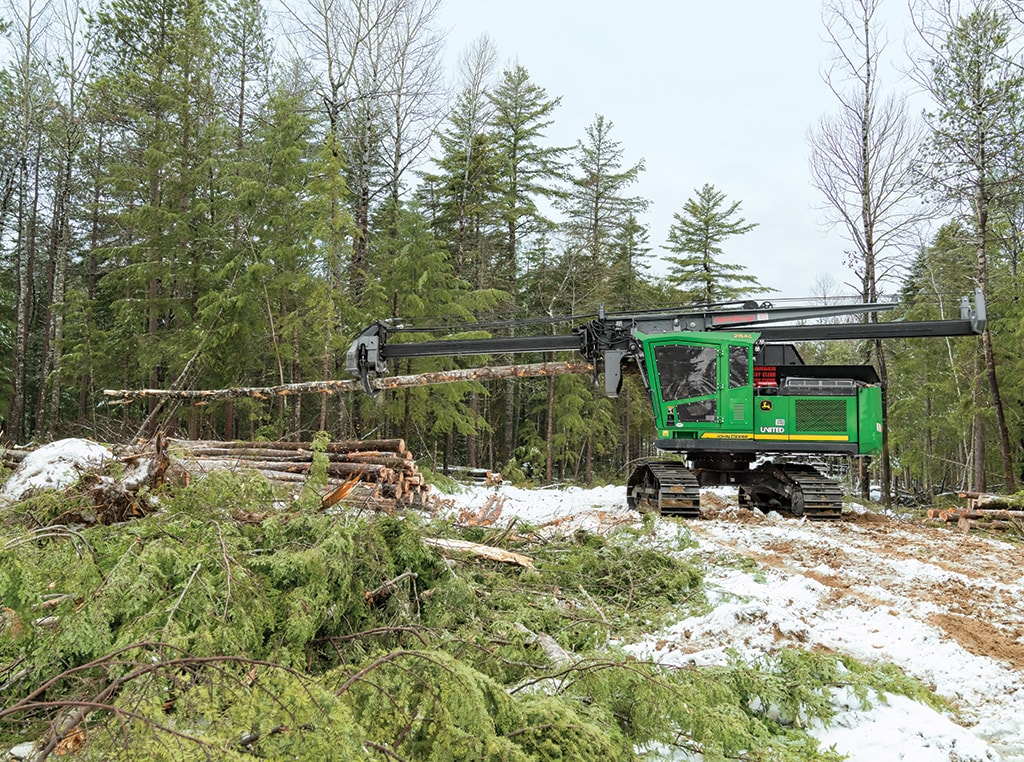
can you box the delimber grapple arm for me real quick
[346,292,986,395]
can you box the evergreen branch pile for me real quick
[0,471,936,760]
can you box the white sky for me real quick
[436,0,917,300]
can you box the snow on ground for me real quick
[446,483,1023,761]
[0,438,112,503]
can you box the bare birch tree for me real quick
[282,0,444,301]
[808,0,929,506]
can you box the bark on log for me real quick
[103,361,594,403]
[169,438,408,455]
[958,516,1013,532]
[943,509,1024,521]
[957,492,1024,510]
[165,438,434,510]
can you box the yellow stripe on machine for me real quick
[699,433,754,440]
[751,434,850,442]
[790,434,849,441]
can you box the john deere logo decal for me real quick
[759,400,773,412]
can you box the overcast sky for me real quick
[435,0,918,301]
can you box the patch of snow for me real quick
[5,741,37,760]
[812,687,998,761]
[1,438,112,503]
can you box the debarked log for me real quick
[103,361,594,404]
[422,537,534,568]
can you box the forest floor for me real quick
[447,483,1024,761]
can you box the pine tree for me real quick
[487,64,567,463]
[917,5,1024,491]
[663,183,765,304]
[560,115,647,309]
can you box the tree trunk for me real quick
[584,435,593,486]
[973,354,986,493]
[10,155,40,444]
[875,338,892,509]
[981,328,1015,492]
[467,392,479,469]
[545,375,555,484]
[503,377,516,465]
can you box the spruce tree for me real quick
[487,64,567,463]
[89,0,231,435]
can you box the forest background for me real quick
[1,0,1023,502]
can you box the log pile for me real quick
[168,438,436,512]
[926,502,1024,534]
[957,490,1024,511]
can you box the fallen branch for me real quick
[514,623,574,667]
[365,571,418,607]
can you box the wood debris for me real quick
[456,493,506,526]
[422,537,534,568]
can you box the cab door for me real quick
[639,332,756,439]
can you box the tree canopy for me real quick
[0,0,1022,493]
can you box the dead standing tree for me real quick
[808,0,931,507]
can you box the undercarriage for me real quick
[626,454,845,521]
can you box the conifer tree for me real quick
[488,64,566,297]
[194,81,333,437]
[916,4,1023,491]
[487,64,567,463]
[89,0,232,435]
[663,183,765,304]
[887,224,976,493]
[418,41,503,290]
[559,114,647,309]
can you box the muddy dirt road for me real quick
[682,497,1024,759]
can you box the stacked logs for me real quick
[926,493,1024,534]
[168,438,434,511]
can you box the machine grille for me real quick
[795,398,847,432]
